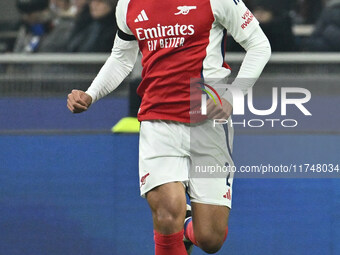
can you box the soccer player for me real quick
[67,0,271,254]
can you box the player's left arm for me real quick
[207,0,271,119]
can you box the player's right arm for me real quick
[211,0,271,107]
[67,0,139,113]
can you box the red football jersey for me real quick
[116,0,259,122]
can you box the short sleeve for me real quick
[116,0,134,36]
[213,0,260,43]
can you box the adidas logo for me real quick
[223,189,231,200]
[134,10,149,22]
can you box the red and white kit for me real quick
[117,0,259,122]
[86,0,271,207]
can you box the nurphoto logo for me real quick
[193,79,312,128]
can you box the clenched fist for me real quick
[67,90,92,113]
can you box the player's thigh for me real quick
[146,182,187,233]
[188,120,233,241]
[146,182,186,213]
[191,202,229,240]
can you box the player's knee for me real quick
[153,209,181,228]
[196,231,226,254]
[198,240,223,254]
[151,206,185,234]
[148,195,185,229]
[147,183,186,232]
[153,199,184,224]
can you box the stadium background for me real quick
[1,53,339,255]
[1,0,340,254]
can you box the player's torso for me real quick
[126,0,218,122]
[126,0,215,60]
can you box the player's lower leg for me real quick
[184,202,229,254]
[146,182,187,255]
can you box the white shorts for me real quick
[139,119,234,208]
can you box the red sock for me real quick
[184,219,197,245]
[184,218,229,245]
[154,229,187,255]
[224,227,229,241]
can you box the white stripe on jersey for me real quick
[134,10,149,22]
[141,10,148,20]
